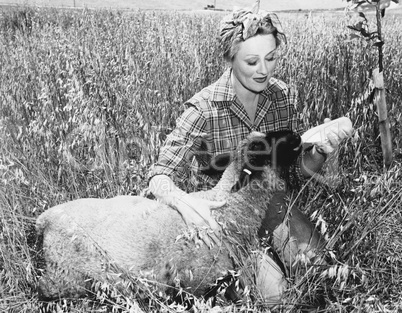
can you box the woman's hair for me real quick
[219,4,287,62]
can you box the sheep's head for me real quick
[232,130,302,192]
[242,130,302,167]
[200,130,302,191]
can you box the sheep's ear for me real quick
[231,168,252,192]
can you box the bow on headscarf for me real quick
[219,1,286,45]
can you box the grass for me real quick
[0,5,402,312]
[0,0,347,12]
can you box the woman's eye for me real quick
[247,61,257,66]
[266,57,276,62]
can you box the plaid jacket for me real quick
[148,68,304,191]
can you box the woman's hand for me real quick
[176,193,225,230]
[314,118,353,154]
[148,174,226,247]
[301,117,354,178]
[173,193,226,247]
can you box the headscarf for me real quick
[219,1,287,60]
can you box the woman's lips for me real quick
[253,77,267,83]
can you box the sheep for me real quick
[35,130,321,306]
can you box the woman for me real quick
[146,4,347,243]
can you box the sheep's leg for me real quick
[37,217,105,300]
[38,265,92,300]
[37,233,94,300]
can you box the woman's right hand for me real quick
[173,193,226,246]
[148,175,226,247]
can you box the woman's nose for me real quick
[257,61,268,75]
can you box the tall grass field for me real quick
[1,5,402,312]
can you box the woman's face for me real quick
[231,34,278,94]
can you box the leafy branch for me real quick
[345,0,399,169]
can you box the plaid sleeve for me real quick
[147,105,207,182]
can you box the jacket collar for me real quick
[208,68,236,103]
[210,68,278,103]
